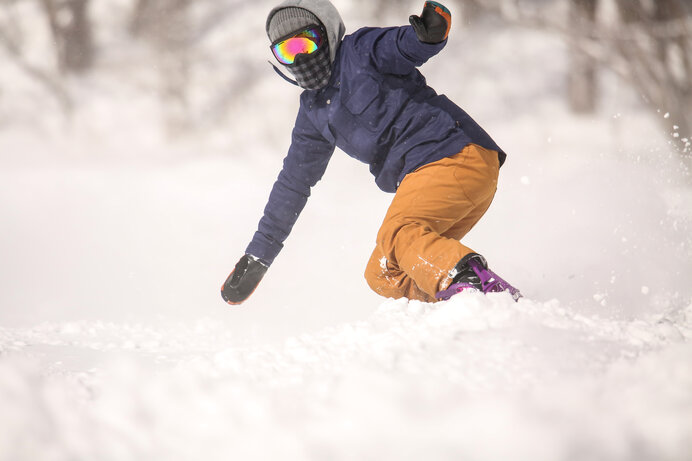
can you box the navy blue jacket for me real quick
[247,25,506,265]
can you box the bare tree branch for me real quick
[0,8,72,114]
[470,0,692,151]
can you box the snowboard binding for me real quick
[436,253,522,302]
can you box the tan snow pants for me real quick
[364,143,500,302]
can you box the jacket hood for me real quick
[266,0,345,64]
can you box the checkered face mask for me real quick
[271,25,331,90]
[285,42,331,90]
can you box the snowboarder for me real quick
[222,0,521,304]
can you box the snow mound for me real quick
[1,293,691,461]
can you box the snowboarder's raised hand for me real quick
[221,254,268,305]
[409,1,451,44]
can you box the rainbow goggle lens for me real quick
[270,26,325,65]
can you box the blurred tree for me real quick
[128,0,193,135]
[0,0,72,113]
[611,0,691,148]
[40,0,94,74]
[127,0,267,135]
[568,0,598,113]
[465,0,692,153]
[460,0,483,24]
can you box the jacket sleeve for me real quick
[352,25,447,76]
[245,102,335,266]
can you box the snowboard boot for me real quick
[435,253,522,302]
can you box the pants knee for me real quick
[364,250,403,298]
[364,252,383,290]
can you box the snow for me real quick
[1,2,692,460]
[0,295,691,460]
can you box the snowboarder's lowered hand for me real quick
[409,1,451,44]
[221,254,268,305]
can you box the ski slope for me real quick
[1,293,690,460]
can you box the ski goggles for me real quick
[270,25,325,65]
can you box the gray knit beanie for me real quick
[268,7,321,42]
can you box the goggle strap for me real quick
[268,60,300,87]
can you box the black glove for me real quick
[221,254,268,305]
[409,1,452,44]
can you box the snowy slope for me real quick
[1,3,692,460]
[1,293,691,460]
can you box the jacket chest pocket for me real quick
[333,75,383,137]
[343,76,379,114]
